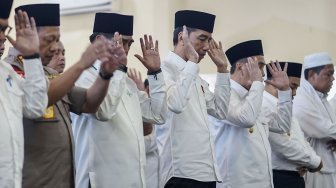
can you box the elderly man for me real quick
[0,0,48,187]
[266,62,322,188]
[4,3,121,188]
[71,12,166,188]
[47,41,65,73]
[293,52,336,188]
[214,40,292,188]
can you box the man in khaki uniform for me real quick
[4,3,124,188]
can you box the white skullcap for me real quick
[304,52,334,70]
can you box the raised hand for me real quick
[128,68,145,91]
[208,39,229,73]
[134,34,160,72]
[245,57,263,83]
[100,32,128,75]
[181,25,199,63]
[264,61,290,91]
[7,10,39,56]
[109,32,127,66]
[78,38,112,69]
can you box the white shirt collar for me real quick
[316,90,328,99]
[166,51,187,71]
[230,79,248,98]
[264,91,278,105]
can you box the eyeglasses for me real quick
[0,25,12,36]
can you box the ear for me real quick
[236,62,243,71]
[308,69,315,81]
[178,31,183,45]
[96,34,104,41]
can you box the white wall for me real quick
[5,0,336,77]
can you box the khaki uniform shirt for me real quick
[5,48,86,188]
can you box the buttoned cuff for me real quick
[185,60,199,75]
[216,72,230,86]
[148,72,164,86]
[309,155,322,169]
[278,89,292,103]
[112,70,125,81]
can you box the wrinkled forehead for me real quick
[325,64,335,70]
[288,76,300,85]
[38,26,60,38]
[191,28,212,38]
[255,55,265,64]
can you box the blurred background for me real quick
[4,0,336,95]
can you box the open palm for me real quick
[265,61,290,91]
[134,35,161,72]
[7,10,39,56]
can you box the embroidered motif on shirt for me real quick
[126,89,132,97]
[6,75,12,87]
[12,55,25,78]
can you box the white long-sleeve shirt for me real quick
[71,61,167,188]
[144,128,160,188]
[156,51,230,184]
[293,79,336,173]
[266,91,321,171]
[215,80,292,188]
[0,58,48,188]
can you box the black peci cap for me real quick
[0,0,14,19]
[15,4,60,27]
[93,12,133,36]
[174,10,216,33]
[267,62,302,79]
[225,40,264,65]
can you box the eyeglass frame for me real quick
[0,25,12,36]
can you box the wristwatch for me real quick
[99,71,113,80]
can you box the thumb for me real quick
[6,35,16,47]
[134,54,145,64]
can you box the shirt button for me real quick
[249,127,254,133]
